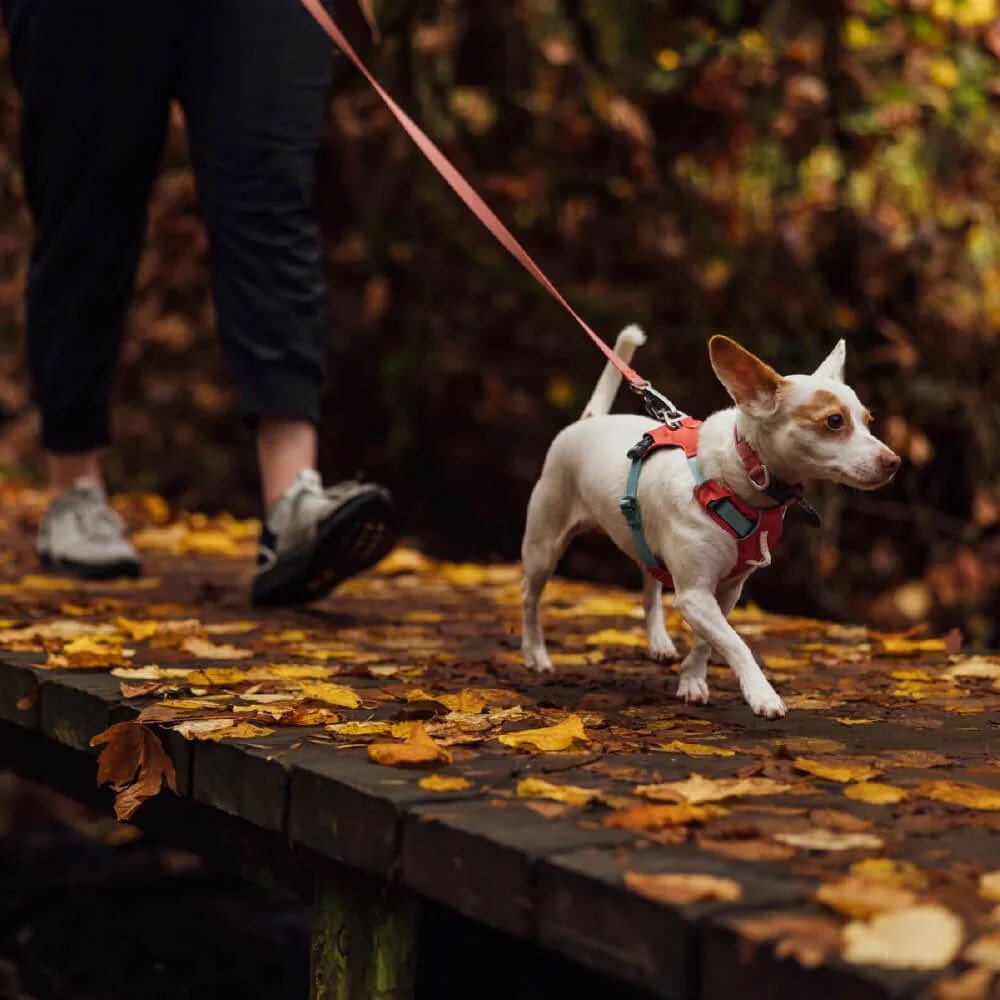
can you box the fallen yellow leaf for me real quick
[979,871,1000,903]
[331,720,391,737]
[583,628,647,647]
[419,774,472,793]
[816,876,917,919]
[849,858,928,890]
[624,871,742,906]
[842,905,963,970]
[965,932,1000,971]
[604,803,726,831]
[878,637,947,656]
[180,637,253,660]
[794,756,881,783]
[368,724,452,768]
[516,777,599,807]
[297,682,362,709]
[844,782,908,805]
[498,715,588,752]
[920,781,1000,811]
[654,740,735,758]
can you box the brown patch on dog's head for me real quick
[792,389,855,435]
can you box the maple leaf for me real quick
[368,724,452,767]
[624,871,742,906]
[296,682,362,709]
[90,722,177,821]
[498,715,588,752]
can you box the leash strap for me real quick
[299,0,647,391]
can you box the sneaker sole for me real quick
[251,488,398,608]
[38,551,142,581]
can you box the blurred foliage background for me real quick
[1,0,999,641]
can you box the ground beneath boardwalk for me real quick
[0,485,999,996]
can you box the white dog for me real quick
[520,328,900,718]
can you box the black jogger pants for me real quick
[2,0,334,452]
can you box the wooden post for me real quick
[311,867,417,1000]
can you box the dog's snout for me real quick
[878,449,901,474]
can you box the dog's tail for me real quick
[580,324,647,419]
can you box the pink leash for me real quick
[298,0,651,395]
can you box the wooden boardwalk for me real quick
[0,485,998,999]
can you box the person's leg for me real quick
[178,0,331,500]
[2,0,173,575]
[3,0,173,481]
[180,0,396,605]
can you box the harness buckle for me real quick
[618,495,641,528]
[627,434,655,461]
[746,464,771,491]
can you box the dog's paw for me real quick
[676,673,710,704]
[745,685,787,719]
[648,634,678,662]
[522,647,554,673]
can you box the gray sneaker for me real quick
[251,470,397,607]
[37,479,141,580]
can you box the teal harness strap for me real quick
[619,449,662,572]
[619,436,759,575]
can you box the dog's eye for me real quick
[826,413,845,431]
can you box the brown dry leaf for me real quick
[964,932,1000,971]
[182,667,252,687]
[113,617,166,641]
[833,717,877,726]
[794,756,881,783]
[696,837,795,863]
[297,682,363,709]
[920,781,1000,811]
[624,871,742,906]
[777,736,846,754]
[655,740,735,758]
[816,876,917,919]
[180,637,253,660]
[604,803,726,831]
[498,715,588,752]
[90,721,177,821]
[774,829,884,852]
[636,775,791,805]
[735,912,844,969]
[880,749,950,768]
[516,777,599,807]
[842,905,964,970]
[844,782,908,805]
[196,721,275,742]
[368,724,452,768]
[418,774,472,793]
[232,704,338,726]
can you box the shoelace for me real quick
[57,491,125,543]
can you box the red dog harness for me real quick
[619,417,801,589]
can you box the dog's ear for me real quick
[709,336,784,416]
[812,339,846,382]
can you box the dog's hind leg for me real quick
[642,573,677,661]
[521,477,579,673]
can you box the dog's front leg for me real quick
[673,583,786,718]
[675,576,744,705]
[642,574,677,661]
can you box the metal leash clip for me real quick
[631,381,686,429]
